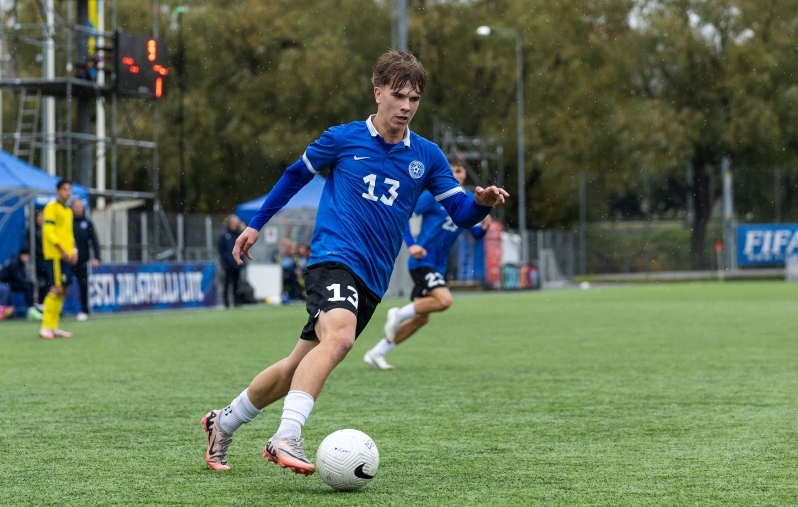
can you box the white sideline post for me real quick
[141,213,148,262]
[786,256,798,282]
[205,216,213,259]
[177,214,184,261]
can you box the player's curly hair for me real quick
[372,50,427,94]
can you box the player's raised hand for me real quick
[233,227,259,265]
[408,244,427,259]
[474,186,510,207]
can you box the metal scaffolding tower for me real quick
[0,0,157,200]
[0,0,173,257]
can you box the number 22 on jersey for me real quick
[442,216,458,232]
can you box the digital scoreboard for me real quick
[115,31,170,99]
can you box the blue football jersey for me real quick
[302,116,463,297]
[408,190,485,274]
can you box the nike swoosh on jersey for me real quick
[353,155,371,160]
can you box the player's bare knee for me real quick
[435,293,452,310]
[321,331,355,357]
[417,314,430,326]
[335,335,355,355]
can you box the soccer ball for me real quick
[315,429,379,491]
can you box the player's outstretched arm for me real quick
[440,187,510,229]
[233,227,259,264]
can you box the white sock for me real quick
[396,302,417,323]
[371,338,396,357]
[274,390,315,439]
[218,389,262,434]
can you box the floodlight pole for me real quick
[175,6,186,212]
[44,0,56,175]
[392,0,408,51]
[152,0,160,251]
[96,0,106,209]
[76,0,92,189]
[477,26,527,263]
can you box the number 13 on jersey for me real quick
[362,174,399,206]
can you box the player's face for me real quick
[375,84,421,132]
[452,164,467,185]
[57,184,72,204]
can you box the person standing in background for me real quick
[34,211,49,304]
[218,215,244,308]
[40,180,76,339]
[71,199,101,322]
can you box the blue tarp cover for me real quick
[235,173,325,224]
[0,149,90,198]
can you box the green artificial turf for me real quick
[2,282,797,506]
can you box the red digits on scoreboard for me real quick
[117,32,167,99]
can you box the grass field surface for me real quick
[2,282,797,506]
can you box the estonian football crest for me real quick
[408,160,425,179]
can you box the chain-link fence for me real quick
[582,219,725,274]
[90,207,726,291]
[91,209,226,263]
[444,219,727,285]
[90,208,321,266]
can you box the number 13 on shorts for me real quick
[327,283,359,309]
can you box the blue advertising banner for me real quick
[737,224,798,267]
[77,262,217,313]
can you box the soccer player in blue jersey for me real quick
[200,50,508,475]
[363,154,491,370]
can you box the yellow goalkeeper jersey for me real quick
[42,200,75,260]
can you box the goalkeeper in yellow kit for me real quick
[39,180,77,339]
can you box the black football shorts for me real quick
[409,266,448,300]
[300,262,381,341]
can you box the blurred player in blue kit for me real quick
[364,154,491,370]
[200,50,508,475]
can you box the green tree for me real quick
[629,0,798,267]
